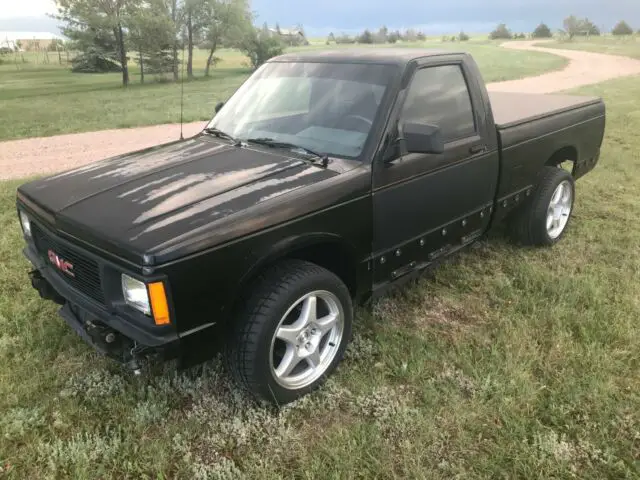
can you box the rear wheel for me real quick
[225,260,353,405]
[510,166,575,246]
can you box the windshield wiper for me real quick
[246,138,330,168]
[203,127,242,146]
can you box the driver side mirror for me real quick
[214,101,225,114]
[401,122,445,155]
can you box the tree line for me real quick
[54,0,284,86]
[326,27,427,45]
[327,16,638,49]
[490,17,638,40]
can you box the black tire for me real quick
[225,259,353,405]
[510,166,576,246]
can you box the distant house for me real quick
[0,31,64,51]
[268,27,309,46]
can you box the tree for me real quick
[357,29,374,44]
[64,23,121,73]
[612,20,634,36]
[128,0,175,83]
[416,31,426,41]
[161,0,182,82]
[582,18,600,36]
[375,25,388,43]
[326,32,336,44]
[55,0,132,86]
[387,30,401,43]
[201,0,251,76]
[563,15,600,39]
[532,22,552,38]
[238,24,283,69]
[335,34,355,44]
[458,31,470,41]
[563,15,580,39]
[183,0,205,78]
[403,28,417,42]
[489,23,513,40]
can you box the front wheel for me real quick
[510,166,576,246]
[225,260,353,405]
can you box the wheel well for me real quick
[284,242,358,298]
[546,146,578,171]
[227,241,358,331]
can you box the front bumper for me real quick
[25,245,179,366]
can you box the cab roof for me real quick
[269,48,464,66]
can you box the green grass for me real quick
[0,43,567,141]
[1,71,640,477]
[544,35,640,59]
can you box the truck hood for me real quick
[18,135,339,262]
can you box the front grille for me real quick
[31,223,105,305]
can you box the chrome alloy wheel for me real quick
[546,180,573,239]
[269,290,344,390]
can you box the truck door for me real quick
[371,58,499,288]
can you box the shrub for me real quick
[335,34,356,44]
[532,23,553,38]
[459,31,470,41]
[489,23,513,40]
[612,21,634,36]
[357,30,374,44]
[387,31,401,43]
[71,47,121,73]
[238,27,284,70]
[563,16,600,38]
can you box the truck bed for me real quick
[490,91,606,205]
[489,91,602,129]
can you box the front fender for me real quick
[235,232,358,295]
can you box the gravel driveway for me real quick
[2,41,640,180]
[487,40,640,93]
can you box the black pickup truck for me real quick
[16,49,605,404]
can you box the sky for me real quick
[0,0,639,36]
[1,0,55,18]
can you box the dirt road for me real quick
[487,40,640,93]
[3,41,640,180]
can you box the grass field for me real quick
[1,64,639,477]
[0,42,567,141]
[544,35,640,59]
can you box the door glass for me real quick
[401,65,476,142]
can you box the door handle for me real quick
[469,144,487,155]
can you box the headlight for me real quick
[121,274,150,315]
[19,210,31,238]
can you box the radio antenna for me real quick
[179,35,186,140]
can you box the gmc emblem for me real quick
[48,249,75,277]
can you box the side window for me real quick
[401,65,476,142]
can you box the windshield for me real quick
[206,62,397,159]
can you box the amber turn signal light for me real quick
[148,282,170,325]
